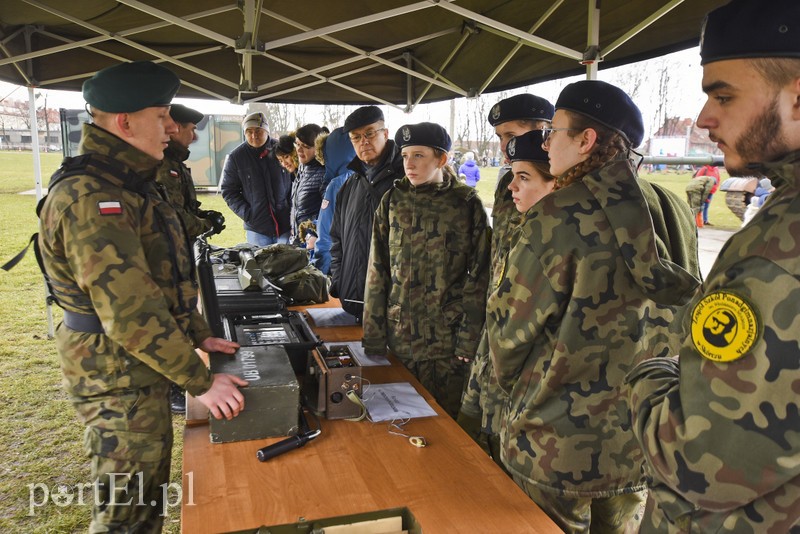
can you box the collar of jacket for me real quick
[748,149,800,191]
[80,123,161,181]
[394,173,455,194]
[164,139,190,162]
[346,139,404,182]
[580,157,700,306]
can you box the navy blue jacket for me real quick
[221,138,291,237]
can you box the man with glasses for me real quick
[458,93,554,466]
[221,111,292,245]
[330,105,404,319]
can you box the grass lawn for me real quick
[0,152,737,532]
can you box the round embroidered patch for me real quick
[690,290,760,362]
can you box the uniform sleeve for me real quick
[361,193,392,356]
[628,256,800,511]
[486,228,562,394]
[220,153,250,223]
[60,194,212,396]
[454,198,490,359]
[460,331,489,416]
[156,164,212,240]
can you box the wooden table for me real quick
[181,299,560,533]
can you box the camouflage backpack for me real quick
[271,264,330,304]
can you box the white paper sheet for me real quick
[324,341,390,367]
[362,382,438,422]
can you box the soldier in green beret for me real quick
[156,103,226,415]
[627,0,800,531]
[487,80,700,532]
[37,61,247,532]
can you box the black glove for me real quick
[200,210,226,235]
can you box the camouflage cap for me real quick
[507,130,549,164]
[700,0,800,65]
[169,103,204,125]
[394,122,451,152]
[82,61,180,113]
[344,105,384,133]
[556,80,644,147]
[488,94,554,126]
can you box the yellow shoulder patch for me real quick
[690,290,761,363]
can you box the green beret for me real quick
[169,103,204,125]
[507,130,549,164]
[700,0,800,65]
[394,122,451,152]
[82,61,180,113]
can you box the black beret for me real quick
[83,61,180,113]
[169,103,204,125]
[555,80,644,147]
[700,0,800,65]
[488,94,554,126]
[275,134,296,156]
[507,130,548,164]
[344,105,384,132]
[394,122,451,152]
[296,123,323,146]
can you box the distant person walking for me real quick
[694,164,721,225]
[458,151,481,187]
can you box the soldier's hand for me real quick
[197,373,248,420]
[202,210,226,235]
[199,336,239,355]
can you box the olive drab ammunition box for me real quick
[209,346,300,443]
[304,345,363,420]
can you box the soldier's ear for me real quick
[114,112,134,139]
[577,128,598,155]
[789,76,800,121]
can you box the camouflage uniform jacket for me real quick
[38,123,214,400]
[628,150,800,533]
[487,157,700,497]
[157,140,212,240]
[461,168,518,433]
[362,175,490,361]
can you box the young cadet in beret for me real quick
[458,93,553,467]
[36,61,246,532]
[221,111,292,246]
[506,129,556,213]
[486,80,701,533]
[362,122,490,417]
[627,1,800,531]
[330,105,405,320]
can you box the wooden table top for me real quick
[181,299,561,533]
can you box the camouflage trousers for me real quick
[399,356,468,418]
[73,380,173,533]
[512,474,645,534]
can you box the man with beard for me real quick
[626,0,800,531]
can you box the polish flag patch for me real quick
[98,201,123,215]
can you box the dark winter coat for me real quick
[291,158,325,237]
[330,140,404,318]
[221,138,291,237]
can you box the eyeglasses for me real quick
[541,127,575,145]
[349,128,386,144]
